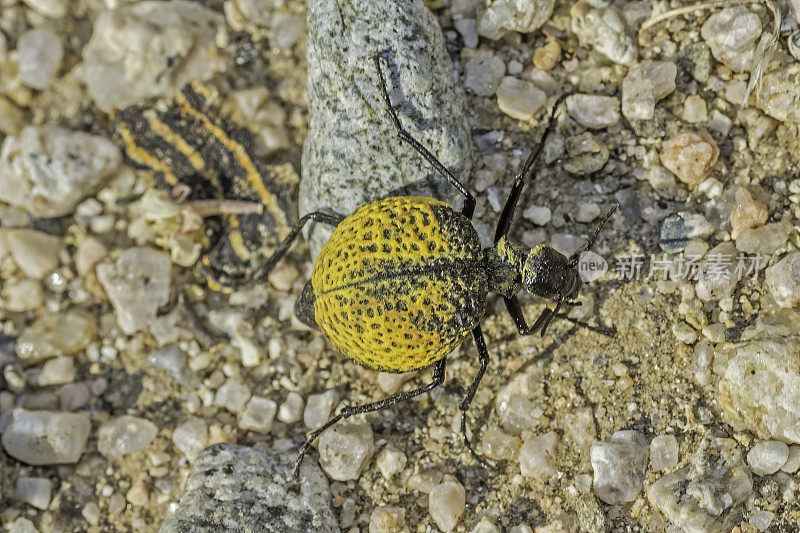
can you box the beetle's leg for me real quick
[504,295,615,337]
[292,357,447,480]
[373,53,476,219]
[493,91,573,243]
[250,210,345,285]
[459,327,494,469]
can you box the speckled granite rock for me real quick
[301,0,472,258]
[160,444,338,533]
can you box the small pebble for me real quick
[522,205,552,226]
[765,252,800,308]
[376,444,407,479]
[477,0,554,40]
[564,407,597,449]
[75,237,107,276]
[2,279,43,312]
[214,380,251,413]
[672,322,698,344]
[735,221,792,255]
[650,435,679,471]
[172,418,208,459]
[590,430,648,504]
[277,392,304,424]
[496,77,546,121]
[533,40,561,71]
[463,56,506,97]
[682,95,708,123]
[377,371,416,395]
[268,263,299,292]
[15,476,53,510]
[126,479,149,506]
[15,27,63,90]
[748,510,774,531]
[566,94,620,129]
[730,187,768,239]
[407,469,443,493]
[82,501,101,526]
[519,432,558,480]
[238,396,277,434]
[4,229,60,280]
[481,427,522,461]
[747,441,789,476]
[701,6,762,72]
[304,389,338,429]
[706,109,732,136]
[97,415,158,458]
[38,356,75,387]
[454,19,478,49]
[570,2,637,66]
[575,202,601,222]
[428,480,466,532]
[7,518,38,533]
[317,422,374,481]
[369,505,406,533]
[660,130,719,186]
[471,517,501,533]
[780,445,800,473]
[2,409,91,465]
[22,0,69,18]
[621,61,677,120]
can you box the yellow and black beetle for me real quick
[259,53,617,478]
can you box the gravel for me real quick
[428,479,466,532]
[1,409,91,465]
[97,415,158,458]
[317,422,375,481]
[590,430,648,505]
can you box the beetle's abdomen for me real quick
[312,197,487,372]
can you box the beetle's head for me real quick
[522,245,581,300]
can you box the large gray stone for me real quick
[160,444,338,533]
[301,0,472,258]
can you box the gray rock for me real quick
[15,309,97,365]
[718,339,800,444]
[15,476,53,510]
[97,415,158,458]
[213,380,252,413]
[160,444,338,533]
[96,247,171,335]
[477,0,555,40]
[0,126,120,217]
[463,55,506,97]
[15,27,63,90]
[648,438,752,531]
[83,1,225,112]
[701,6,762,73]
[658,212,713,253]
[757,64,800,123]
[301,0,471,258]
[562,132,609,175]
[590,430,648,505]
[570,1,637,66]
[1,408,90,465]
[621,61,676,121]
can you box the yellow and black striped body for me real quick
[308,196,487,372]
[111,82,297,290]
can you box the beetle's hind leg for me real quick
[292,357,447,480]
[504,295,616,337]
[373,53,476,219]
[250,210,345,285]
[459,326,494,470]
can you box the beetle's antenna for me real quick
[568,203,618,268]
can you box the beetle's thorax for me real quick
[483,235,526,298]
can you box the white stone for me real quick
[1,408,90,465]
[277,392,304,424]
[15,27,63,90]
[660,130,719,186]
[15,476,53,510]
[621,61,677,121]
[96,247,171,335]
[523,205,552,226]
[15,309,97,365]
[304,389,338,429]
[0,126,120,218]
[749,510,774,531]
[570,2,637,66]
[407,469,443,493]
[463,56,506,97]
[683,95,708,123]
[97,415,158,458]
[765,252,800,308]
[82,501,100,526]
[477,0,555,40]
[471,517,501,533]
[747,441,789,475]
[4,229,60,280]
[2,279,43,312]
[519,432,558,480]
[369,505,406,533]
[214,380,251,413]
[172,417,208,459]
[701,6,762,72]
[428,480,466,532]
[39,356,75,386]
[591,430,648,504]
[707,109,732,136]
[376,444,407,479]
[575,202,600,222]
[126,479,149,506]
[496,77,546,121]
[22,0,68,18]
[781,445,800,473]
[7,518,38,533]
[454,19,478,48]
[566,94,620,129]
[377,371,416,394]
[650,435,679,471]
[564,407,597,449]
[481,427,522,461]
[83,1,225,111]
[318,422,375,481]
[76,237,107,276]
[238,396,277,434]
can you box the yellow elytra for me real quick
[310,196,486,372]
